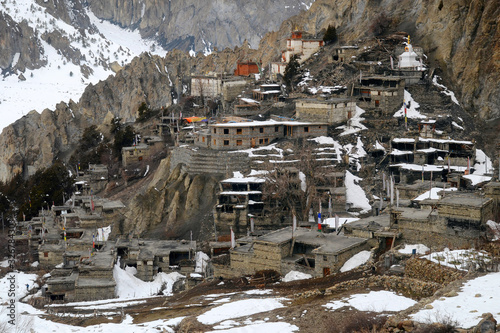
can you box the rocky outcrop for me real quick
[121,159,221,240]
[0,11,45,73]
[0,101,81,181]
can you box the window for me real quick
[237,128,242,135]
[259,139,264,144]
[213,128,217,134]
[213,139,216,145]
[224,140,229,146]
[264,138,269,144]
[236,140,242,146]
[129,151,134,156]
[375,100,380,107]
[275,126,279,132]
[224,128,229,134]
[259,127,264,133]
[202,137,205,143]
[44,252,49,258]
[304,127,309,133]
[323,255,328,261]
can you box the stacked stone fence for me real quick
[323,275,441,299]
[404,258,466,285]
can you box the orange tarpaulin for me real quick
[183,116,206,123]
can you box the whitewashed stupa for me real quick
[398,36,425,71]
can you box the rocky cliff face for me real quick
[87,0,313,52]
[0,51,181,182]
[0,11,45,74]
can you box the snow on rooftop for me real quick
[390,149,414,156]
[236,144,284,158]
[213,119,316,127]
[340,250,371,272]
[113,263,184,299]
[323,290,417,312]
[412,271,500,328]
[391,163,466,173]
[222,173,266,183]
[463,174,492,186]
[240,98,260,104]
[413,187,457,201]
[392,138,415,143]
[418,137,473,145]
[309,136,336,145]
[393,90,426,119]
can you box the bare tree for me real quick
[261,141,331,222]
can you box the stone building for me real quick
[354,76,405,114]
[270,62,286,80]
[191,75,223,98]
[234,61,260,76]
[121,135,164,167]
[221,78,247,102]
[252,83,281,101]
[45,242,116,302]
[234,97,260,117]
[191,75,247,102]
[215,227,369,278]
[282,30,324,64]
[195,119,328,151]
[389,136,476,183]
[295,98,355,125]
[115,239,196,281]
[214,173,266,236]
[390,192,494,248]
[333,46,359,62]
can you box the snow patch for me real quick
[340,250,371,272]
[282,271,312,282]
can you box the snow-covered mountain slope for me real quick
[0,1,168,131]
[0,0,315,131]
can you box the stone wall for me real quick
[170,146,250,175]
[324,275,441,299]
[74,284,115,302]
[404,258,465,285]
[222,80,247,101]
[295,99,353,125]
